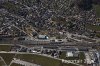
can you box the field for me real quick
[0,53,79,66]
[86,5,100,37]
[0,61,5,66]
[0,45,85,66]
[93,5,100,17]
[59,51,85,63]
[86,24,100,37]
[0,45,12,51]
[15,54,80,66]
[15,54,62,66]
[63,63,78,66]
[86,24,100,31]
[0,53,15,65]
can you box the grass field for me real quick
[0,44,85,66]
[11,63,24,66]
[15,54,80,66]
[0,53,82,66]
[60,52,78,60]
[93,5,100,17]
[63,63,78,66]
[86,24,100,37]
[86,24,100,31]
[0,45,12,51]
[60,51,66,59]
[79,52,85,64]
[0,61,5,66]
[59,51,85,63]
[16,54,62,66]
[0,53,15,65]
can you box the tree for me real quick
[92,0,100,5]
[77,0,93,10]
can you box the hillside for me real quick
[0,0,100,38]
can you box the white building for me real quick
[66,52,73,57]
[38,35,49,39]
[66,52,79,57]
